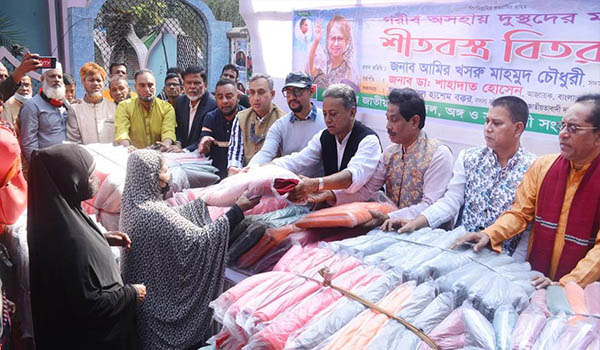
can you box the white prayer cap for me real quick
[42,61,63,75]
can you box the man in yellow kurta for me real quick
[452,95,600,288]
[114,69,176,151]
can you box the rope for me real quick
[296,267,440,350]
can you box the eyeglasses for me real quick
[282,87,309,97]
[558,121,598,134]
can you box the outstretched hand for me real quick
[235,191,261,212]
[449,231,490,252]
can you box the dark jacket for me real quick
[175,93,217,152]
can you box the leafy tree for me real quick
[203,0,246,27]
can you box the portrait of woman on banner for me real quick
[307,14,359,91]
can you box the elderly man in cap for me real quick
[248,71,326,177]
[19,62,69,162]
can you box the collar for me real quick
[221,105,240,121]
[336,130,352,147]
[136,96,155,111]
[188,92,206,110]
[39,88,64,107]
[253,103,277,123]
[289,103,317,123]
[488,145,523,169]
[402,130,423,155]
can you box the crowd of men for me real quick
[0,53,599,347]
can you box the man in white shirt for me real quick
[247,71,326,177]
[317,88,454,218]
[273,83,381,202]
[67,62,115,144]
[389,95,536,258]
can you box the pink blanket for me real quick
[584,282,600,316]
[245,266,380,350]
[193,165,299,206]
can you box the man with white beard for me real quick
[1,75,32,131]
[19,62,68,162]
[67,62,116,144]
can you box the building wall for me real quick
[2,0,52,56]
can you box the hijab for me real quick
[27,144,138,350]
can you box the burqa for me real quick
[120,150,242,349]
[27,144,138,350]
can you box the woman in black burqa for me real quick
[27,144,145,349]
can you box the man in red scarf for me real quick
[19,63,68,164]
[453,95,600,288]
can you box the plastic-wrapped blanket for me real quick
[243,265,382,350]
[325,232,401,257]
[370,291,456,350]
[531,313,568,350]
[237,225,301,269]
[211,271,295,324]
[83,144,217,230]
[550,318,598,350]
[416,302,496,350]
[250,227,371,274]
[228,206,309,266]
[437,252,532,318]
[284,271,402,350]
[234,255,362,341]
[529,289,551,318]
[565,281,588,325]
[546,285,572,316]
[493,305,518,350]
[320,280,417,350]
[510,304,547,350]
[294,202,396,229]
[362,281,438,349]
[585,282,600,316]
[194,165,300,206]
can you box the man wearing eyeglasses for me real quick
[227,73,285,175]
[247,72,326,177]
[453,95,600,289]
[272,83,381,203]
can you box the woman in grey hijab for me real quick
[120,150,259,349]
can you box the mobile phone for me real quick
[38,56,57,69]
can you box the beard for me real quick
[87,91,102,99]
[138,94,154,103]
[290,103,303,113]
[43,81,66,100]
[187,92,202,101]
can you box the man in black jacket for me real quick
[173,66,216,152]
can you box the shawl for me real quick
[27,144,138,350]
[530,154,600,279]
[120,150,231,349]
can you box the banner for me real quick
[292,1,600,135]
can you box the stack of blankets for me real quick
[208,228,600,350]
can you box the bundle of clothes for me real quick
[208,228,600,350]
[82,144,219,230]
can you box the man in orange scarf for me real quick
[453,95,600,289]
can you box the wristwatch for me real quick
[318,177,324,191]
